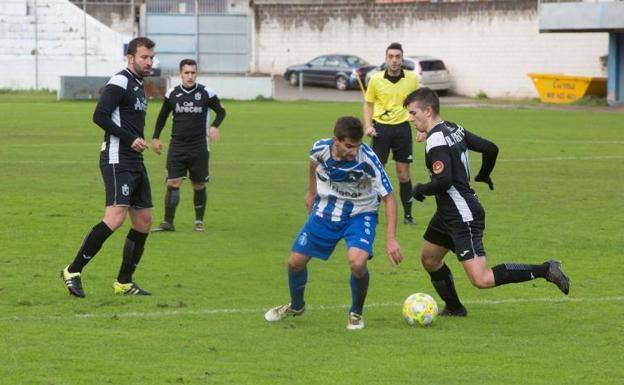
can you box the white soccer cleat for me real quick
[346,312,365,330]
[264,303,305,322]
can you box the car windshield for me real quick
[420,60,446,71]
[345,56,368,66]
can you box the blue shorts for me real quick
[291,213,378,260]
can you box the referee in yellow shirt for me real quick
[364,42,419,224]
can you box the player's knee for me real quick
[420,253,438,271]
[287,257,306,272]
[192,182,206,190]
[467,273,491,289]
[104,215,125,231]
[167,179,183,188]
[349,259,367,276]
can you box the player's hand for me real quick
[415,131,427,143]
[475,174,494,190]
[386,238,403,266]
[208,126,219,143]
[365,126,377,137]
[304,191,315,213]
[131,137,148,152]
[151,138,162,155]
[412,183,426,202]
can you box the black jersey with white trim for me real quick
[152,83,226,147]
[420,121,498,221]
[94,69,148,168]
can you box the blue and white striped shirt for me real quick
[309,138,393,222]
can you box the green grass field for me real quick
[1,93,623,385]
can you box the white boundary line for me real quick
[1,296,623,322]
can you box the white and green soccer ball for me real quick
[402,293,438,327]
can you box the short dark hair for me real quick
[386,42,403,55]
[179,58,197,71]
[403,87,440,115]
[334,116,364,141]
[127,37,155,56]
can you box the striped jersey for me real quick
[422,121,498,222]
[309,138,392,222]
[94,69,148,169]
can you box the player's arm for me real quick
[206,95,226,142]
[151,98,172,155]
[92,84,137,147]
[381,192,403,265]
[363,80,376,137]
[305,159,318,213]
[412,147,453,201]
[465,130,498,190]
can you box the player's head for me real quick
[126,37,155,78]
[403,87,440,132]
[333,116,363,161]
[179,58,198,88]
[385,42,403,74]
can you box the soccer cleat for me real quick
[346,312,365,330]
[194,221,205,232]
[439,305,468,317]
[545,260,570,295]
[60,266,85,298]
[264,303,305,322]
[151,222,175,232]
[403,215,416,225]
[113,281,152,296]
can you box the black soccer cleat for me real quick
[60,266,85,298]
[151,222,175,232]
[403,215,417,225]
[439,305,468,317]
[113,281,152,296]
[545,260,570,295]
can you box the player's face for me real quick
[333,137,362,161]
[128,46,154,78]
[180,65,198,88]
[385,49,403,74]
[406,101,431,133]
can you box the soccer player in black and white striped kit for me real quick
[60,37,156,297]
[404,88,570,316]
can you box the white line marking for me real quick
[2,155,624,166]
[1,296,622,322]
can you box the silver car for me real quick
[365,55,451,95]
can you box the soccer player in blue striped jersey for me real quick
[264,116,403,330]
[405,88,570,317]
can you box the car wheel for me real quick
[335,76,348,91]
[289,72,299,86]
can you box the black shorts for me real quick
[101,164,153,209]
[166,144,209,183]
[370,121,413,164]
[423,211,486,261]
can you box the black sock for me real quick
[492,262,549,286]
[428,263,463,311]
[164,186,180,224]
[68,222,114,273]
[117,228,148,284]
[193,187,207,222]
[399,181,413,217]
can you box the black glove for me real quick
[412,183,426,202]
[475,174,494,190]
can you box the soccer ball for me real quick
[402,293,438,327]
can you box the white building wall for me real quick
[0,0,130,90]
[253,4,608,98]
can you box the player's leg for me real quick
[61,165,130,297]
[370,122,391,167]
[114,170,153,295]
[153,146,186,232]
[422,213,466,315]
[189,149,209,232]
[264,252,311,321]
[391,122,415,224]
[343,213,377,329]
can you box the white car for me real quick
[365,56,451,95]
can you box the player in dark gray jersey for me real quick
[60,37,156,298]
[151,59,226,232]
[404,88,570,316]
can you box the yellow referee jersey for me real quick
[365,70,419,125]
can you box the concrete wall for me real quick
[168,75,273,100]
[252,0,609,98]
[0,0,130,90]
